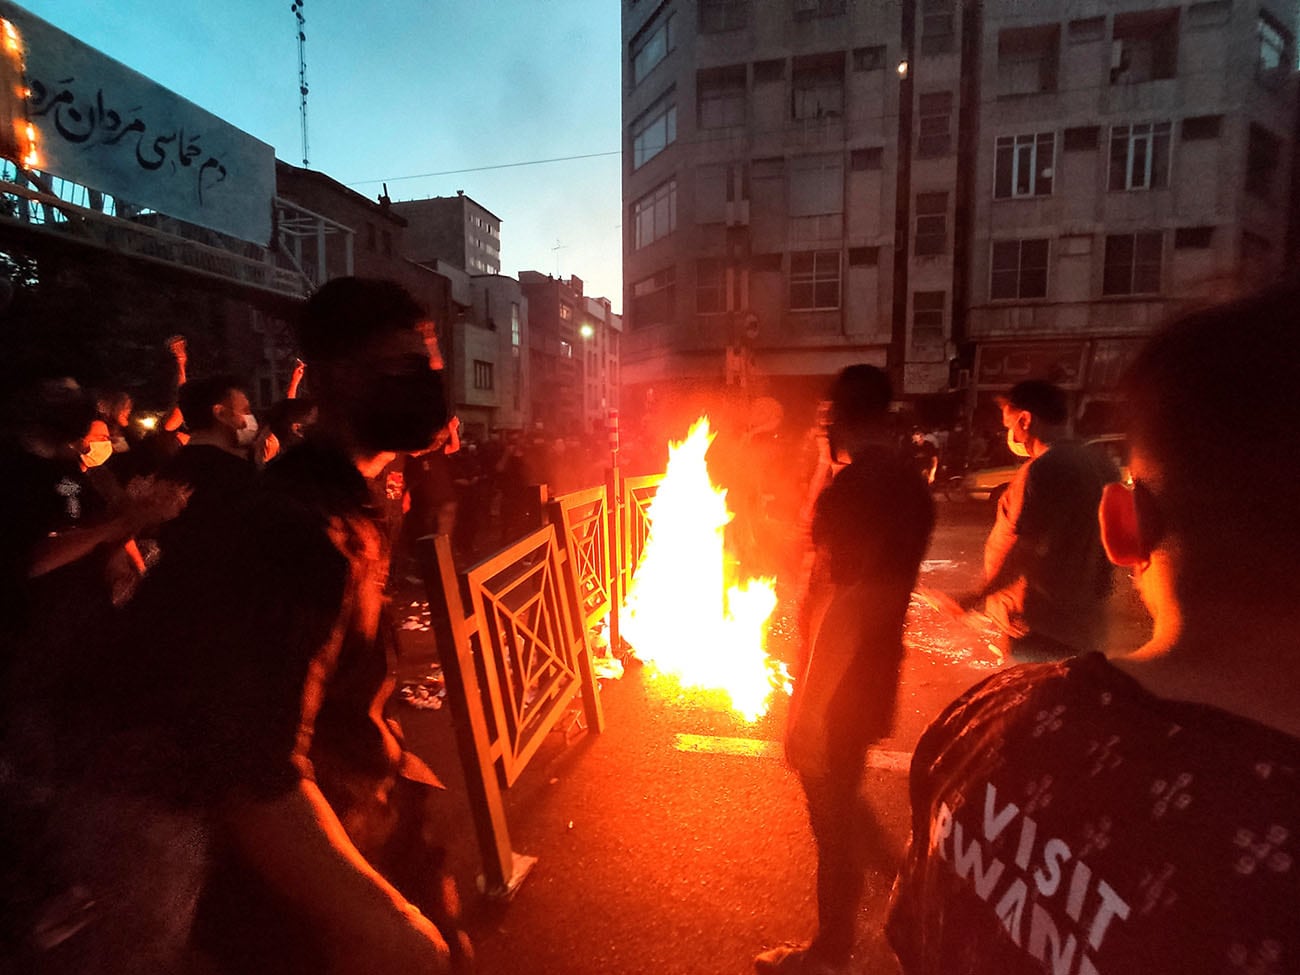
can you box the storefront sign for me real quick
[975,341,1088,389]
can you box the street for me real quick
[397,499,1153,975]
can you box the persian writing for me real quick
[28,75,227,204]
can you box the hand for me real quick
[166,335,187,365]
[291,358,306,381]
[261,432,281,465]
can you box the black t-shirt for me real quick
[887,654,1300,975]
[155,443,256,556]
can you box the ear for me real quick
[1099,482,1148,566]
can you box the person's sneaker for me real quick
[753,942,850,975]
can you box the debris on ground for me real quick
[399,666,447,710]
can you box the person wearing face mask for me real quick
[94,278,465,975]
[937,380,1118,661]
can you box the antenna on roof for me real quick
[292,0,310,168]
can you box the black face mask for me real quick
[354,369,447,454]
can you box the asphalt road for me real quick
[395,499,1153,975]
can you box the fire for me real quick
[620,418,780,721]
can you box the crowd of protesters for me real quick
[2,275,1297,975]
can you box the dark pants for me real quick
[799,765,898,964]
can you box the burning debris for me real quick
[619,418,782,722]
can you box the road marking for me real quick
[673,734,912,772]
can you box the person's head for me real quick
[81,418,114,469]
[295,277,446,454]
[180,375,256,450]
[265,396,318,448]
[1000,379,1068,458]
[1099,281,1300,624]
[97,389,133,430]
[824,364,892,461]
[911,427,927,446]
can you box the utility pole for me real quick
[292,0,310,168]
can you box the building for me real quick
[579,294,623,436]
[469,273,530,435]
[967,0,1298,432]
[519,271,585,435]
[391,191,503,275]
[620,0,1300,434]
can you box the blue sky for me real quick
[19,0,625,308]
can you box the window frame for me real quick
[632,178,678,250]
[789,250,841,311]
[1102,232,1164,296]
[989,238,1050,301]
[631,8,676,86]
[631,266,677,330]
[631,92,678,169]
[472,359,495,391]
[1108,122,1172,192]
[914,191,948,256]
[994,132,1056,198]
[917,91,954,157]
[912,291,946,343]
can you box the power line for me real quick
[346,150,621,186]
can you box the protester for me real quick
[756,365,935,975]
[887,283,1300,974]
[937,380,1117,660]
[87,277,466,973]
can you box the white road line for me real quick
[673,734,912,772]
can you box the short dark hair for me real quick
[1122,281,1300,552]
[296,277,428,363]
[180,375,244,433]
[1005,380,1068,426]
[827,364,892,428]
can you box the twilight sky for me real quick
[20,0,625,308]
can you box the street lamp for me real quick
[579,323,594,339]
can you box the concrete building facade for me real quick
[621,0,1299,433]
[391,191,503,276]
[519,271,585,435]
[579,294,624,436]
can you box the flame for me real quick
[620,417,780,721]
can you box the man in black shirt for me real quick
[100,278,462,973]
[757,365,935,975]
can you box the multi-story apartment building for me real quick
[967,0,1297,431]
[392,190,503,275]
[470,274,530,434]
[579,294,624,436]
[621,0,1299,434]
[520,271,586,435]
[622,0,919,426]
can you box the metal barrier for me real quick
[418,468,662,897]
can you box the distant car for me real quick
[960,434,1130,504]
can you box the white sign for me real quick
[0,1,274,244]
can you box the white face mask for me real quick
[236,413,259,447]
[1006,424,1031,458]
[83,440,114,468]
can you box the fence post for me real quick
[606,466,622,653]
[418,533,529,898]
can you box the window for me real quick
[697,66,747,129]
[1174,226,1214,249]
[1246,124,1282,199]
[754,58,784,82]
[1111,9,1179,84]
[633,178,677,250]
[631,267,676,329]
[473,360,494,391]
[917,91,954,157]
[852,46,885,71]
[792,0,845,20]
[696,259,726,313]
[1063,126,1099,151]
[997,25,1059,97]
[1067,17,1105,43]
[914,192,948,255]
[1258,11,1292,89]
[789,154,844,238]
[560,340,572,359]
[1109,122,1171,191]
[850,147,883,170]
[791,54,844,120]
[382,230,392,257]
[1181,115,1222,141]
[921,0,955,55]
[559,304,572,320]
[631,8,675,85]
[1103,232,1163,295]
[511,303,521,349]
[995,133,1054,198]
[991,239,1049,300]
[789,250,840,310]
[700,0,747,32]
[366,223,377,251]
[912,291,945,341]
[631,92,677,168]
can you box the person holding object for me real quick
[887,284,1300,975]
[935,380,1116,661]
[756,365,934,975]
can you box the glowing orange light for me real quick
[620,418,781,721]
